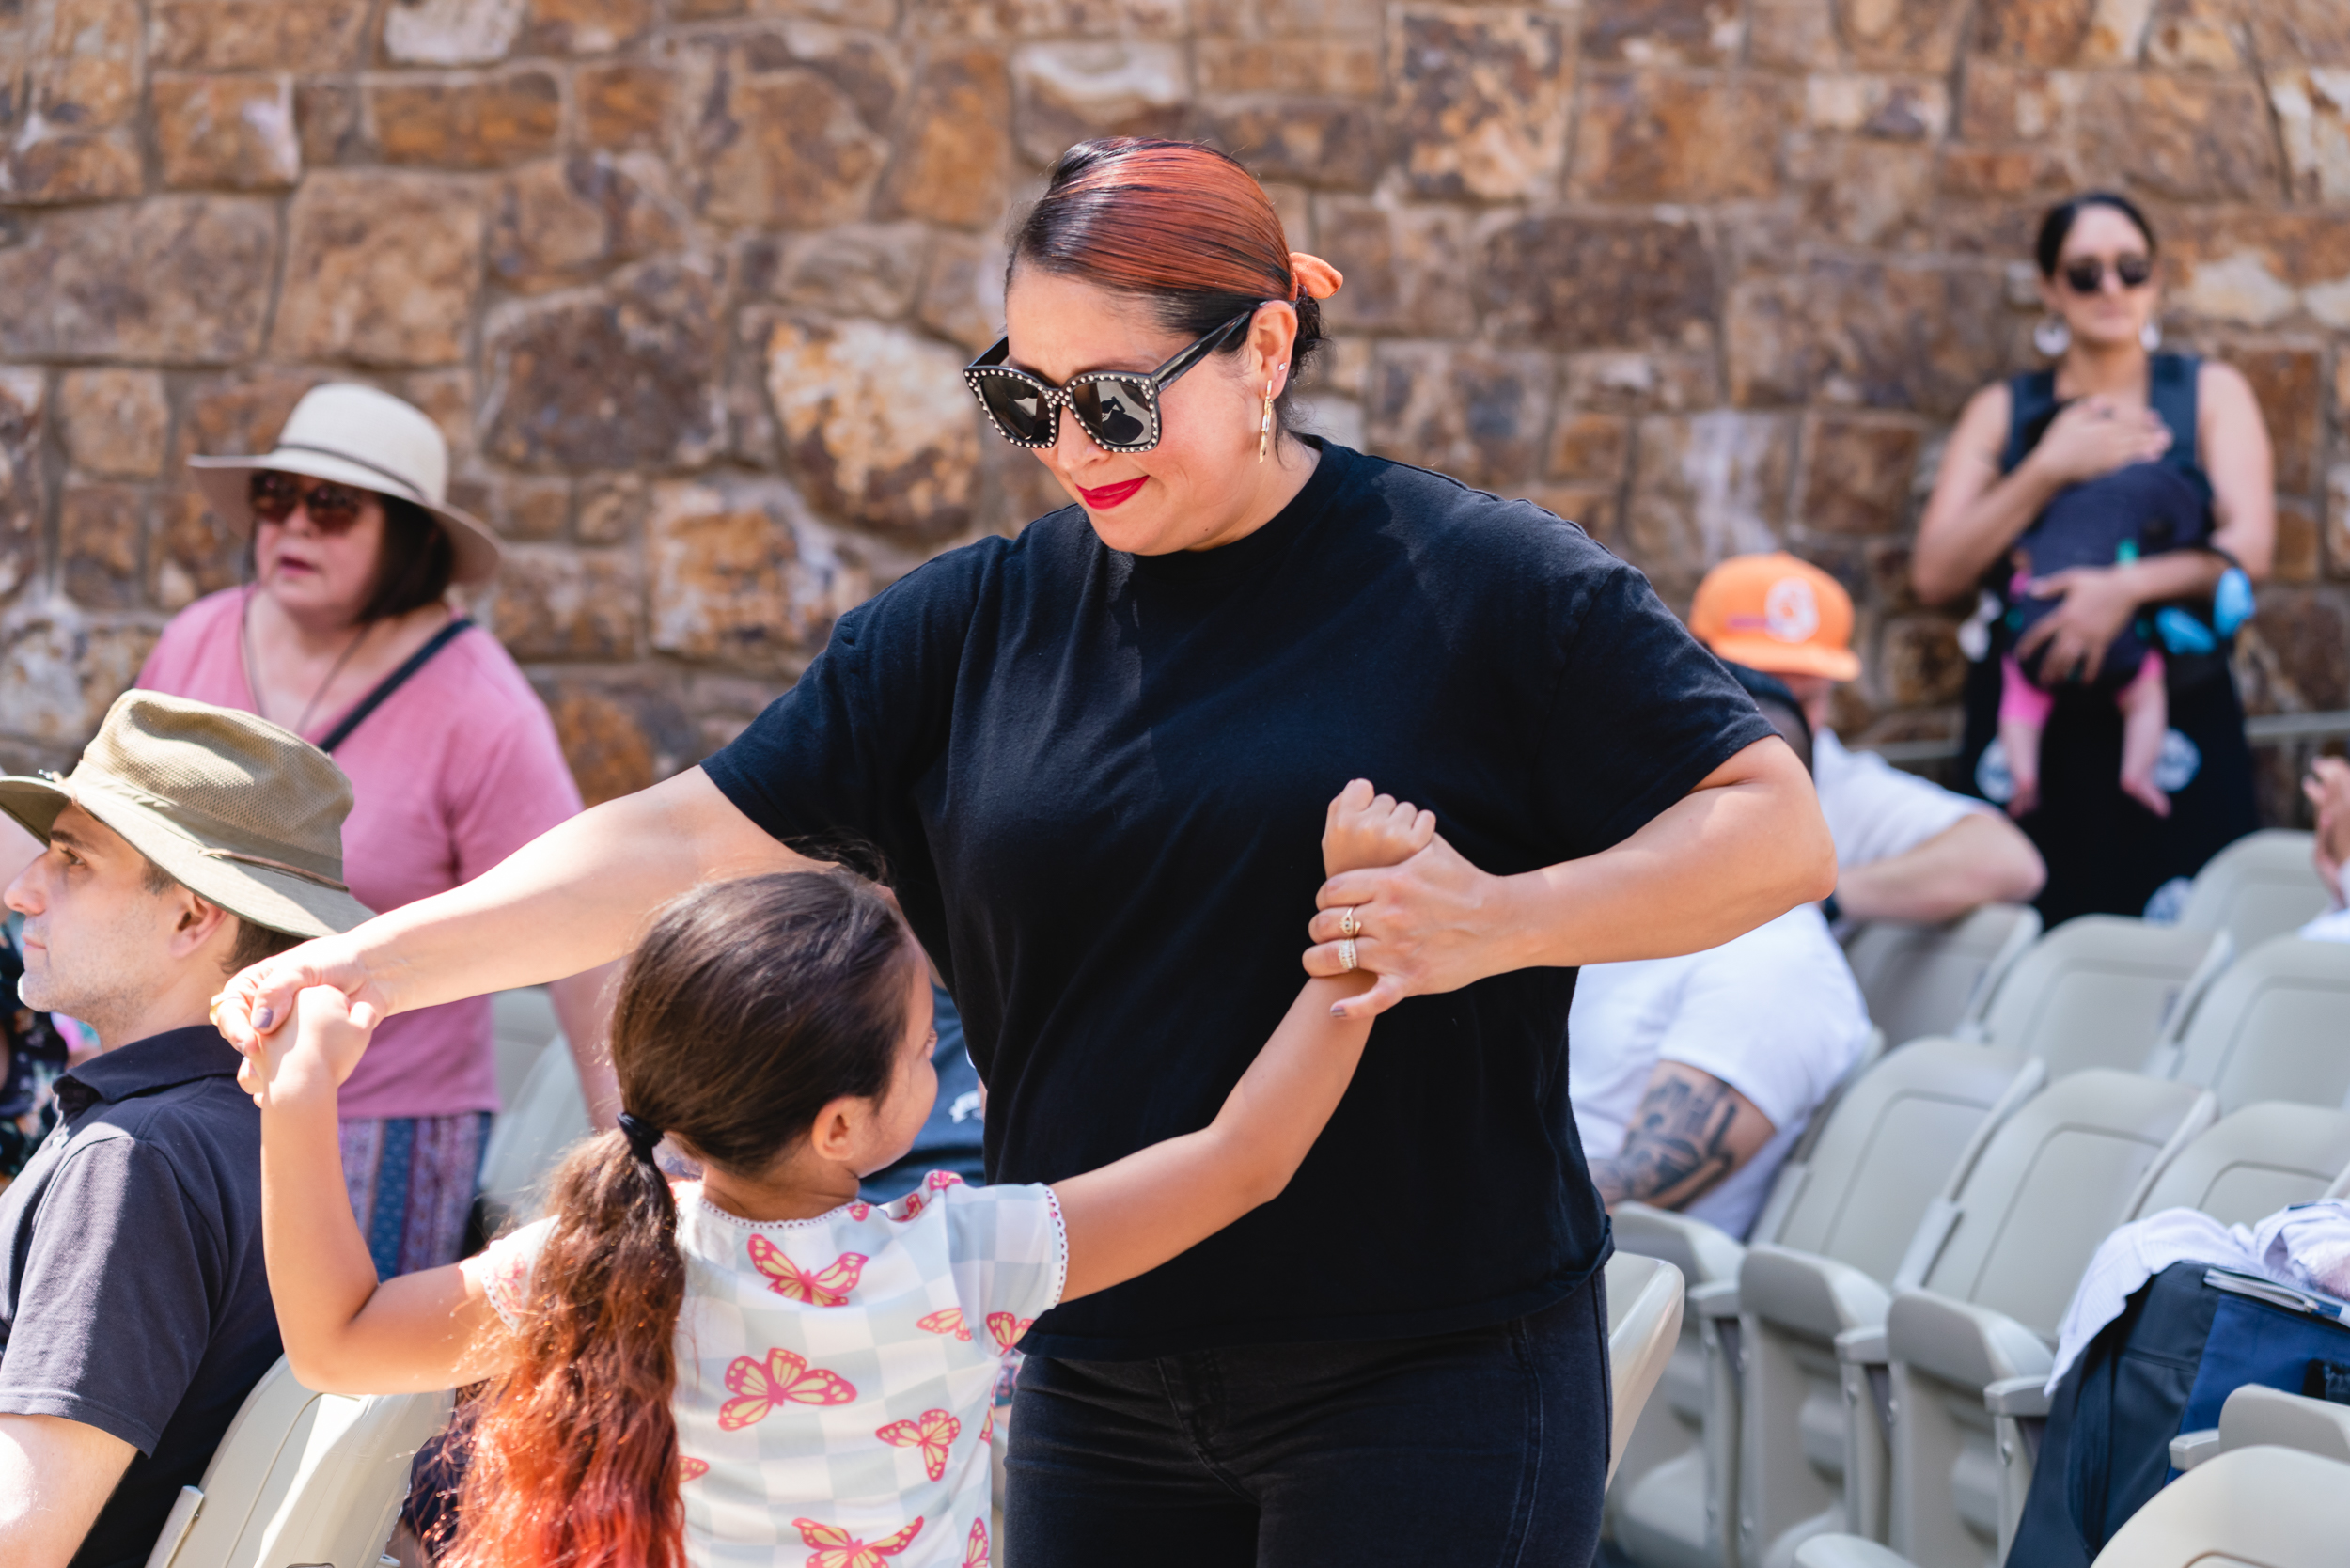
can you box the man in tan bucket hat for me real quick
[0,691,369,1568]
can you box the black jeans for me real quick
[1007,1269,1611,1567]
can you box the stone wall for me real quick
[2,0,2347,823]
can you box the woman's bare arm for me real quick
[1304,734,1836,1019]
[2197,359,2276,580]
[217,768,806,1050]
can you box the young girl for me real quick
[250,781,1432,1568]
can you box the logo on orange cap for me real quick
[1689,552,1862,682]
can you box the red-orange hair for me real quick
[1012,139,1327,407]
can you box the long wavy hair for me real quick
[441,870,923,1568]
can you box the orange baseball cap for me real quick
[1689,552,1862,682]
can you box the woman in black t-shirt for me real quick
[221,140,1833,1563]
[1916,193,2277,923]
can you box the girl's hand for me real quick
[1303,831,1512,1022]
[2013,563,2141,685]
[215,933,389,1069]
[237,983,377,1109]
[2027,396,2171,488]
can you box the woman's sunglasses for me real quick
[249,472,369,534]
[2061,255,2154,294]
[964,308,1261,454]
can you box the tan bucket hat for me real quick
[187,383,501,586]
[0,691,374,939]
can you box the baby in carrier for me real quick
[1998,459,2213,820]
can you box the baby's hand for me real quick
[238,984,376,1109]
[1323,778,1436,878]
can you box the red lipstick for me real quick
[1077,477,1147,510]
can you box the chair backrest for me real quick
[1603,1251,1684,1483]
[490,986,561,1110]
[2174,828,2329,953]
[144,1357,453,1568]
[2216,1386,2350,1466]
[476,1029,589,1229]
[1758,1039,2042,1284]
[1974,916,2229,1078]
[2148,937,2350,1113]
[1843,903,2043,1047]
[2092,1446,2350,1568]
[2129,1102,2350,1226]
[1900,1069,2216,1340]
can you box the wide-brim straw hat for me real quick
[188,383,501,586]
[0,691,374,940]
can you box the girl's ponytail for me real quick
[445,1132,689,1568]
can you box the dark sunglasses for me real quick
[964,307,1261,453]
[2061,254,2154,294]
[249,471,369,533]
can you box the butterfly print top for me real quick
[471,1172,1064,1568]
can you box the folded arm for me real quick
[1833,812,2046,926]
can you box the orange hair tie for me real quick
[1290,252,1344,302]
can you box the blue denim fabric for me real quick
[1007,1269,1611,1567]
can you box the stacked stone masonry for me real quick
[2,0,2347,823]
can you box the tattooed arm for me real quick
[1590,1060,1778,1211]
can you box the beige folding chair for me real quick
[1964,916,2229,1079]
[144,1357,453,1568]
[1842,904,2041,1050]
[2170,1384,2350,1473]
[2144,936,2350,1113]
[2175,828,2329,954]
[1849,1071,2214,1568]
[1792,1446,2350,1568]
[1606,1252,1686,1486]
[490,986,561,1110]
[475,1026,590,1233]
[1606,1041,2039,1568]
[2125,1101,2350,1226]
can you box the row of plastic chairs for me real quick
[1606,877,2350,1567]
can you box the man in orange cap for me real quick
[1689,553,2044,927]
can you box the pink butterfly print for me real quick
[791,1517,923,1568]
[985,1312,1034,1352]
[964,1517,991,1568]
[891,1192,927,1223]
[925,1170,964,1192]
[719,1348,856,1431]
[916,1308,973,1342]
[978,1403,995,1447]
[748,1236,867,1306]
[679,1456,709,1482]
[846,1201,872,1221]
[875,1408,961,1481]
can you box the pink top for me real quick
[137,588,585,1120]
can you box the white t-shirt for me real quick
[1569,904,1872,1239]
[469,1171,1064,1568]
[1814,729,1991,871]
[2299,864,2350,944]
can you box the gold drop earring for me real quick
[1258,362,1286,463]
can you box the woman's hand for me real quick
[2013,563,2143,685]
[1301,832,1512,1022]
[237,984,377,1108]
[214,934,394,1087]
[2307,756,2350,908]
[2027,395,2171,489]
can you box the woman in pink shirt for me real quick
[140,384,615,1275]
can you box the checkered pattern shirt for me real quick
[472,1172,1065,1568]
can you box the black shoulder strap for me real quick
[2148,353,2201,471]
[319,618,473,754]
[2000,369,2060,474]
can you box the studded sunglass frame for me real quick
[963,307,1263,454]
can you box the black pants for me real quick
[1006,1270,1611,1567]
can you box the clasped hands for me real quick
[1302,815,1511,1023]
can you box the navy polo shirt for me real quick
[0,1025,282,1568]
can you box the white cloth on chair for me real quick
[2047,1200,2350,1392]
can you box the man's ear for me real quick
[165,887,236,962]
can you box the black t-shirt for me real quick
[704,441,1770,1358]
[0,1027,282,1568]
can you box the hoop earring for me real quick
[2033,316,2072,357]
[2140,319,2163,352]
[1258,363,1285,463]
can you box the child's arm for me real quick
[258,987,517,1394]
[1052,783,1432,1302]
